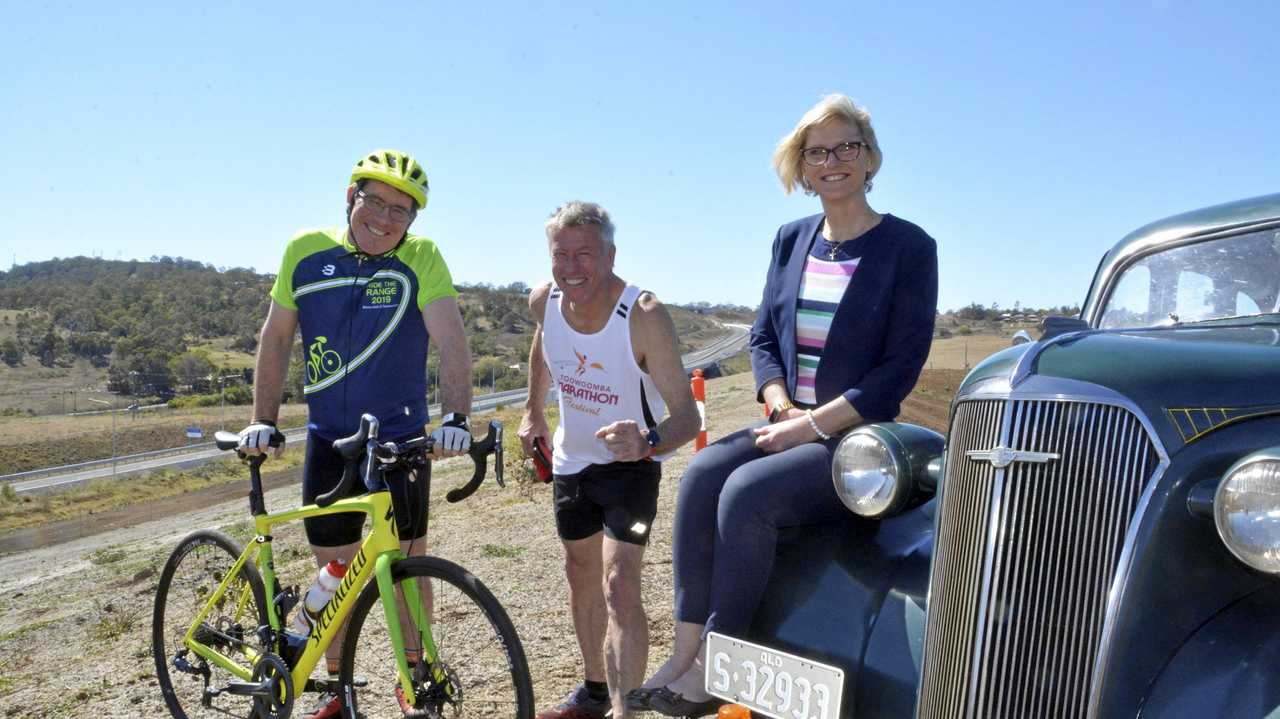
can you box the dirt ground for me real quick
[0,369,957,717]
[924,331,1022,371]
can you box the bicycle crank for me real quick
[223,653,294,719]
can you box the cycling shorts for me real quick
[302,431,430,547]
[553,460,661,546]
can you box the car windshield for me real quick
[1099,227,1280,328]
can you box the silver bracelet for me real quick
[805,409,832,441]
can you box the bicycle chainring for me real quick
[250,653,294,719]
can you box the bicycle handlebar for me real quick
[215,416,505,511]
[214,429,286,516]
[214,429,285,452]
[443,420,505,503]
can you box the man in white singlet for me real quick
[519,201,699,719]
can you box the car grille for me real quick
[916,399,1158,719]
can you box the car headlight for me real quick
[1214,451,1280,574]
[832,423,944,518]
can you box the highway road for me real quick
[8,324,750,494]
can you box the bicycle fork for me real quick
[373,553,448,708]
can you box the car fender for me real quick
[1139,588,1280,718]
[747,501,934,718]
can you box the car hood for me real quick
[960,325,1280,452]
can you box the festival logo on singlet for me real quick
[553,347,618,416]
[574,348,604,376]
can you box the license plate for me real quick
[705,631,844,719]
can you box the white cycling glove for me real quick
[430,413,472,455]
[238,420,283,455]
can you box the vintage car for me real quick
[706,193,1280,718]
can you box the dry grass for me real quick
[0,404,545,535]
[0,402,311,474]
[0,310,24,341]
[925,331,1024,370]
[0,447,306,534]
[186,338,257,370]
[0,356,109,416]
[0,369,958,717]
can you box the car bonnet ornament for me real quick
[965,445,1060,468]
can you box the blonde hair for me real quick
[772,94,882,195]
[545,201,615,248]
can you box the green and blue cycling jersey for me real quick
[270,226,457,440]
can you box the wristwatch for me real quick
[768,400,795,424]
[644,427,661,457]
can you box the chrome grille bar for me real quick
[917,399,1157,719]
[918,400,1001,719]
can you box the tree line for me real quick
[0,258,723,407]
[0,257,267,396]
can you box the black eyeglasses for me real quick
[801,141,867,166]
[356,190,415,222]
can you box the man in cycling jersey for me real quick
[238,149,473,719]
[519,201,700,719]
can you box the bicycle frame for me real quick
[182,489,434,704]
[177,415,503,711]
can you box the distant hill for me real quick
[0,256,272,401]
[0,257,746,415]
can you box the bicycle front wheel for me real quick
[152,529,268,719]
[340,555,534,718]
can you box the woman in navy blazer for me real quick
[630,94,938,717]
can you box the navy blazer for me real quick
[749,212,938,422]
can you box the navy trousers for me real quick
[672,422,849,635]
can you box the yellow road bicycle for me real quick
[151,413,534,718]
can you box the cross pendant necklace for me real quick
[822,213,880,260]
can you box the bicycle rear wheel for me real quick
[340,555,534,718]
[153,529,268,719]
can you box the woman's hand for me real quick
[752,416,818,454]
[775,407,806,423]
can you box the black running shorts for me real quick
[553,460,661,545]
[302,431,430,547]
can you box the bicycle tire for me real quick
[339,555,534,718]
[153,529,269,719]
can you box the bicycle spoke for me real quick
[153,530,267,719]
[340,556,533,718]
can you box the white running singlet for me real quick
[541,283,669,475]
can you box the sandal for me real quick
[624,687,656,711]
[647,686,723,718]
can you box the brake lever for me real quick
[445,421,504,503]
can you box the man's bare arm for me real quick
[631,292,699,454]
[518,283,553,457]
[252,301,298,423]
[422,296,473,417]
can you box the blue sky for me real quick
[3,1,1276,312]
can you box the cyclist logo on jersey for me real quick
[307,336,344,384]
[573,348,605,377]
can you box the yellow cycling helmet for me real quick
[349,149,429,210]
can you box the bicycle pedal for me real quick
[304,677,333,693]
[305,676,368,693]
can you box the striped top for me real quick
[794,241,862,405]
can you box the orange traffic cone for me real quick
[691,369,707,451]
